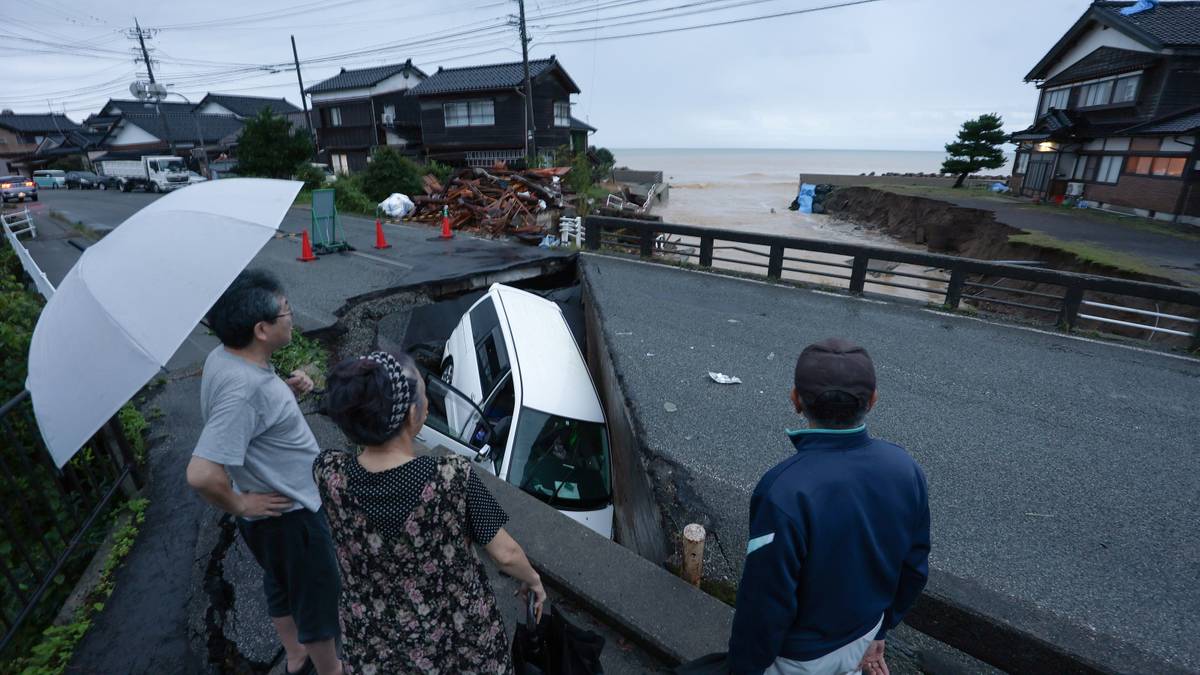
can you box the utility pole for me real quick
[517,0,536,161]
[291,35,318,162]
[129,18,177,157]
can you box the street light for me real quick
[129,81,209,178]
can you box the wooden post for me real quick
[767,245,784,280]
[944,268,967,310]
[682,523,706,587]
[700,235,714,268]
[849,256,869,294]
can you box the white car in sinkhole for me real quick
[416,283,614,539]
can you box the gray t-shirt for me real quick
[193,347,321,516]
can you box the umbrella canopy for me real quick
[27,178,302,467]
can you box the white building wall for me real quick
[1045,23,1159,80]
[109,122,160,146]
[310,70,425,104]
[197,102,236,116]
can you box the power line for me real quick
[537,0,883,44]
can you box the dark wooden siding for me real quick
[313,99,376,150]
[531,76,571,151]
[373,91,422,128]
[417,91,525,151]
[1155,56,1200,118]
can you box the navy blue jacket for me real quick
[728,426,930,674]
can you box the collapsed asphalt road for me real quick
[582,254,1200,672]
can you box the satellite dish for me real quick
[129,82,148,100]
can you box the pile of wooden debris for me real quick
[406,164,572,236]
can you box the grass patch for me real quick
[271,328,331,390]
[1007,231,1169,279]
[9,498,149,675]
[664,562,738,607]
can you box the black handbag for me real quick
[512,595,605,675]
[674,652,731,675]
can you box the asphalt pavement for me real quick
[582,253,1200,672]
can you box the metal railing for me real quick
[1,208,54,300]
[0,390,143,656]
[584,215,1200,350]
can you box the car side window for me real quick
[469,298,510,395]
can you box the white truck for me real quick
[97,156,191,193]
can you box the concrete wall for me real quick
[582,274,669,563]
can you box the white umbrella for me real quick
[27,178,303,467]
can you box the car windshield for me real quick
[77,172,97,179]
[507,408,611,510]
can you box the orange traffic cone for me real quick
[297,229,317,262]
[439,213,454,240]
[373,218,391,249]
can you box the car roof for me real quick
[1,176,27,181]
[490,284,604,424]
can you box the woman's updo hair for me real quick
[324,351,420,446]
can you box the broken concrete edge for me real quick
[479,469,732,667]
[913,569,1191,675]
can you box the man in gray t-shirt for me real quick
[187,269,342,675]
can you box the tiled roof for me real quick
[1094,1,1200,46]
[306,60,426,94]
[0,113,81,133]
[103,99,195,115]
[202,94,299,117]
[408,58,579,96]
[1043,47,1160,87]
[116,113,244,144]
[1120,106,1200,133]
[569,116,596,132]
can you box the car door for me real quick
[417,368,501,475]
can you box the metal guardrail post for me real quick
[1191,321,1200,353]
[1059,285,1085,330]
[768,245,784,280]
[849,256,869,294]
[639,230,655,258]
[700,236,714,268]
[945,268,967,309]
[583,217,601,251]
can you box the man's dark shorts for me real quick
[237,507,341,644]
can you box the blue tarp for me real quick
[796,183,816,214]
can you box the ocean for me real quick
[607,148,975,300]
[608,148,968,235]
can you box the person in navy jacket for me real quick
[729,338,930,675]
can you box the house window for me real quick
[1015,152,1030,174]
[1096,156,1122,184]
[382,105,395,123]
[1112,75,1140,104]
[329,107,342,127]
[1079,79,1114,108]
[331,153,349,175]
[554,102,571,127]
[1041,88,1069,114]
[444,100,495,127]
[1125,156,1186,177]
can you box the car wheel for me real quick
[440,358,454,385]
[31,195,38,202]
[149,183,159,194]
[98,183,107,191]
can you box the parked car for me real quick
[63,170,100,189]
[0,176,38,202]
[417,283,614,538]
[32,170,66,189]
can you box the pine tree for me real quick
[235,109,313,179]
[941,114,1007,188]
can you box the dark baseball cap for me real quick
[793,338,876,405]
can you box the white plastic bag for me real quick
[378,193,415,218]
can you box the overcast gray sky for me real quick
[1,0,1090,150]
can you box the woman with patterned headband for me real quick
[313,350,545,675]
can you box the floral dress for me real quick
[313,450,512,675]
